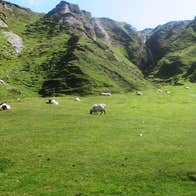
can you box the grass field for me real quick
[0,85,196,195]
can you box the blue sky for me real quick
[6,0,196,30]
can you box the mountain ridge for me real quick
[0,0,195,98]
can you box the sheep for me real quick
[136,91,143,96]
[90,103,106,115]
[166,90,171,94]
[185,86,190,90]
[75,97,80,101]
[101,92,111,96]
[157,89,163,93]
[47,99,59,105]
[0,103,11,110]
[0,80,6,85]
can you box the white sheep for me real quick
[157,89,163,93]
[136,91,143,96]
[0,103,11,110]
[47,99,59,105]
[90,103,106,115]
[75,97,80,101]
[0,80,6,85]
[101,92,111,96]
[166,90,171,94]
[185,86,190,90]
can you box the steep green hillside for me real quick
[26,19,145,96]
[0,1,42,98]
[0,1,147,97]
[95,18,144,66]
[146,20,196,83]
[0,1,42,34]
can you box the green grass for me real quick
[0,85,195,195]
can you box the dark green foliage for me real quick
[188,173,196,181]
[157,56,186,78]
[24,17,68,38]
[38,34,93,96]
[184,62,196,82]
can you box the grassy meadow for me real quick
[0,85,196,195]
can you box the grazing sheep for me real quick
[0,80,6,85]
[75,97,80,101]
[101,92,111,96]
[185,86,190,90]
[90,103,106,115]
[136,91,143,96]
[47,99,59,105]
[0,103,11,110]
[157,89,163,93]
[166,90,171,94]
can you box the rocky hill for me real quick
[145,20,196,83]
[0,0,195,97]
[0,1,147,97]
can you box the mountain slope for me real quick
[0,1,43,98]
[0,0,147,97]
[0,0,196,98]
[145,20,196,83]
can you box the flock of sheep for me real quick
[46,95,107,115]
[0,87,191,113]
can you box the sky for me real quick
[6,0,196,30]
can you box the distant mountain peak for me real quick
[48,1,81,16]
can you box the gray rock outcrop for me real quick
[0,19,7,27]
[3,31,23,54]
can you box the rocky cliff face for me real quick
[0,18,7,27]
[46,1,142,51]
[3,31,23,54]
[45,1,145,70]
[0,11,7,27]
[47,1,83,28]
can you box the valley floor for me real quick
[0,85,196,195]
